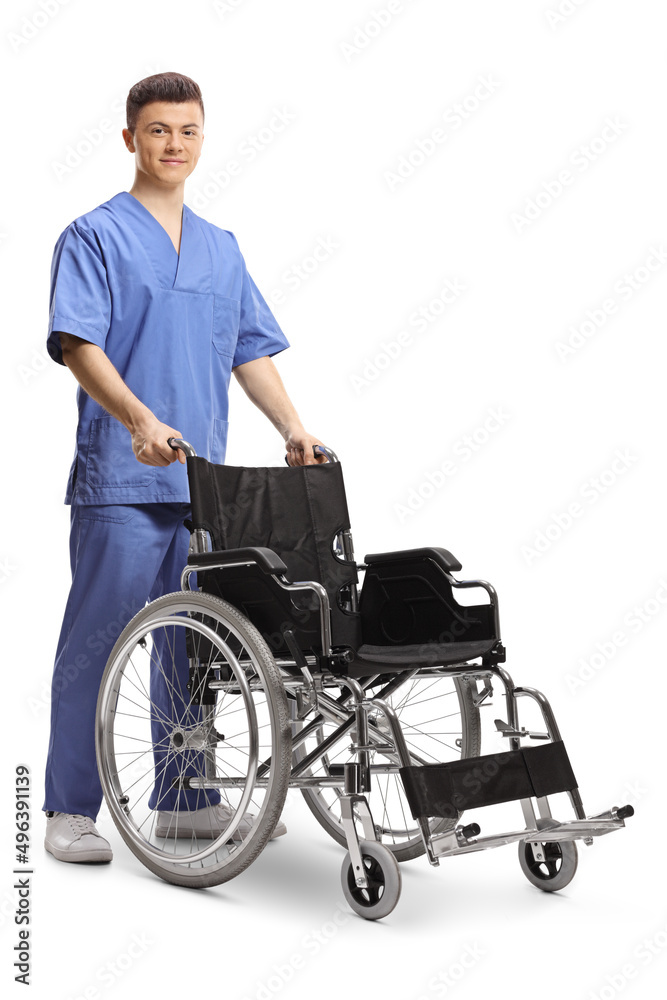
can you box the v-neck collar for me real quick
[114,191,189,290]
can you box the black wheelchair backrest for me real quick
[185,456,362,656]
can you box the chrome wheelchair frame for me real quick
[94,439,633,920]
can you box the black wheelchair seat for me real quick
[353,639,498,669]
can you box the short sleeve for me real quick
[47,222,112,366]
[230,236,290,369]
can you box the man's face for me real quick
[123,100,204,186]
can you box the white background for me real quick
[1,1,664,998]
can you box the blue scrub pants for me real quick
[43,502,221,821]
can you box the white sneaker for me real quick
[44,812,112,863]
[155,802,286,841]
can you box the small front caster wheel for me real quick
[341,840,402,920]
[519,840,578,892]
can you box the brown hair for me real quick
[126,72,204,134]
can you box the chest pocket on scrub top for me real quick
[212,295,241,359]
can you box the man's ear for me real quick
[122,128,135,153]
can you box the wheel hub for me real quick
[169,726,208,752]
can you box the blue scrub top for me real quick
[47,191,290,505]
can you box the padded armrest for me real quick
[363,546,462,574]
[188,546,288,576]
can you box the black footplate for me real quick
[400,741,577,820]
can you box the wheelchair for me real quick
[95,439,633,919]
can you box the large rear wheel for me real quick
[96,591,291,888]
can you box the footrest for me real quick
[399,741,578,820]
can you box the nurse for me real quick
[43,71,326,864]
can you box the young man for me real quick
[43,72,325,863]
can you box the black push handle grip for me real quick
[284,444,337,466]
[167,437,197,458]
[166,437,336,465]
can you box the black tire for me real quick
[96,591,291,888]
[297,674,481,862]
[518,840,578,892]
[341,840,402,920]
